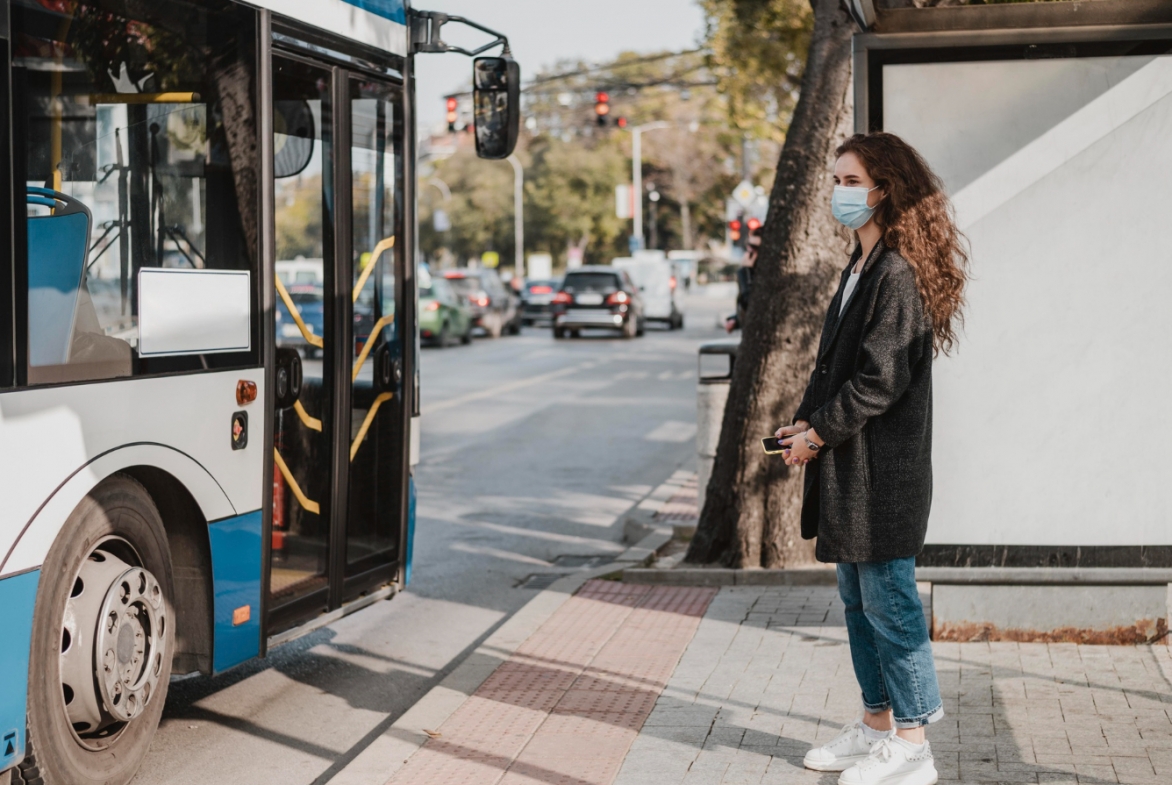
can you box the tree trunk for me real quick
[686,0,856,568]
[681,200,693,251]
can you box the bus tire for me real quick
[13,736,45,785]
[25,474,174,785]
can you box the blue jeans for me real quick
[836,558,944,728]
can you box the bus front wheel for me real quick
[25,474,174,785]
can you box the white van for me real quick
[612,256,683,330]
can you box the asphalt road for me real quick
[132,285,735,785]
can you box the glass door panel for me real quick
[345,78,404,585]
[270,55,335,612]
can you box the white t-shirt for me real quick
[840,271,861,316]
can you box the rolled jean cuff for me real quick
[894,704,944,729]
[861,695,890,714]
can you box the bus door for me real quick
[267,52,406,634]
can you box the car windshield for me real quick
[563,273,619,292]
[446,276,482,296]
[290,291,322,304]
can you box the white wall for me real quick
[884,55,1172,546]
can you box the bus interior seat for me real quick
[27,187,132,378]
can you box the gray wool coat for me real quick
[793,240,935,564]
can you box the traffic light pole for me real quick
[508,153,524,278]
[631,121,670,251]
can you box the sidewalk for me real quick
[351,480,1172,785]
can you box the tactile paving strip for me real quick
[388,581,717,785]
[652,476,699,523]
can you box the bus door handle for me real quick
[374,345,400,392]
[274,347,303,409]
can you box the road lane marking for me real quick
[448,542,553,566]
[423,361,597,415]
[644,420,698,443]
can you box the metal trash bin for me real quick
[696,339,739,512]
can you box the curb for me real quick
[327,481,678,785]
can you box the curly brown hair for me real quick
[836,132,969,354]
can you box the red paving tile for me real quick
[388,581,717,785]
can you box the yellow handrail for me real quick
[352,236,395,303]
[273,448,320,515]
[89,92,201,104]
[351,314,395,382]
[350,392,394,461]
[293,400,322,432]
[275,276,324,349]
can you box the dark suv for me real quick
[444,268,520,338]
[551,266,644,339]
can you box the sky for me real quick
[414,0,707,129]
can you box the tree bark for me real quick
[686,0,856,567]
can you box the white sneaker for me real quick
[803,721,891,772]
[838,737,938,785]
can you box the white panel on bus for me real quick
[884,55,1172,547]
[249,0,408,57]
[138,269,251,357]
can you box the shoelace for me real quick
[857,737,896,770]
[826,721,863,751]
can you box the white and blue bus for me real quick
[0,1,517,782]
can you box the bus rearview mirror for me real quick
[274,100,315,178]
[472,56,520,160]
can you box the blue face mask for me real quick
[832,185,881,230]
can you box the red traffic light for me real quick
[446,97,457,112]
[616,116,627,129]
[746,217,762,231]
[594,91,610,119]
[728,219,742,241]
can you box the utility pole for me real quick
[631,121,670,251]
[507,154,524,278]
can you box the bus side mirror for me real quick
[273,100,315,179]
[473,56,520,160]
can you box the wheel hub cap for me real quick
[60,543,167,744]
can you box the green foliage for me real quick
[701,0,814,142]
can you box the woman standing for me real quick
[776,132,968,785]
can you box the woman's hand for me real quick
[775,421,809,440]
[779,424,823,467]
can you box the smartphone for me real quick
[761,436,788,455]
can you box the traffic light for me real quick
[446,96,458,132]
[616,116,627,129]
[729,216,744,248]
[746,217,762,233]
[594,91,610,126]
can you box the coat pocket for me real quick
[862,425,876,492]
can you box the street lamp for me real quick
[507,154,524,278]
[630,121,670,251]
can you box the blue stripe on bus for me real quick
[208,511,262,674]
[343,0,407,25]
[405,476,415,586]
[0,570,39,772]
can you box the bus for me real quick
[0,1,518,783]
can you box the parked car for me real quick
[444,268,520,338]
[551,266,644,339]
[612,257,683,329]
[519,278,561,326]
[420,270,472,347]
[275,284,325,358]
